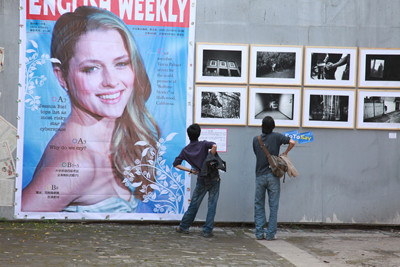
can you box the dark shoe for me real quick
[256,235,265,240]
[175,226,189,234]
[203,232,214,238]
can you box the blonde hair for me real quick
[51,6,160,199]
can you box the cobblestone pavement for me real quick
[0,222,399,266]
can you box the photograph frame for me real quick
[302,88,356,129]
[358,48,400,88]
[248,86,301,127]
[304,46,357,87]
[249,45,303,86]
[194,85,247,126]
[195,42,248,84]
[357,89,400,130]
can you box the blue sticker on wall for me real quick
[283,130,314,144]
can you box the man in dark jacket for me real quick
[253,116,295,240]
[173,124,218,238]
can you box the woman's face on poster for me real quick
[64,29,135,119]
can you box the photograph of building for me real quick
[202,50,242,77]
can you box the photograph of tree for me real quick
[201,91,241,119]
[309,94,349,121]
[256,52,296,79]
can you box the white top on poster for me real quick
[199,128,227,153]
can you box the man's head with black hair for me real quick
[187,123,201,141]
[262,116,275,134]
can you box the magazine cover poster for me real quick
[15,0,195,220]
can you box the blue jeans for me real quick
[179,178,220,234]
[254,172,280,239]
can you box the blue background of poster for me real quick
[22,20,188,214]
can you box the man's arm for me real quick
[326,54,349,70]
[282,139,295,156]
[174,164,198,175]
[211,144,217,155]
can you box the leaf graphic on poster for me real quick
[170,184,178,190]
[166,133,178,142]
[26,49,36,54]
[150,184,160,190]
[157,174,167,180]
[30,40,38,48]
[122,133,186,214]
[131,182,142,187]
[160,190,168,195]
[50,58,61,64]
[135,141,148,146]
[142,147,149,157]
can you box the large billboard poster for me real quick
[15,0,195,220]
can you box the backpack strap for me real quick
[257,135,277,170]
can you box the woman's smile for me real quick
[97,90,124,102]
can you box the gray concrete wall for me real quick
[1,0,400,224]
[0,0,19,219]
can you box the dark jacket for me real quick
[200,152,226,185]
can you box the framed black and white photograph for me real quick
[358,48,400,88]
[194,85,247,125]
[249,45,303,86]
[195,43,248,84]
[303,88,356,128]
[248,87,301,127]
[357,90,400,130]
[304,46,357,87]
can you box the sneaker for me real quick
[203,232,214,238]
[266,235,277,241]
[175,226,189,234]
